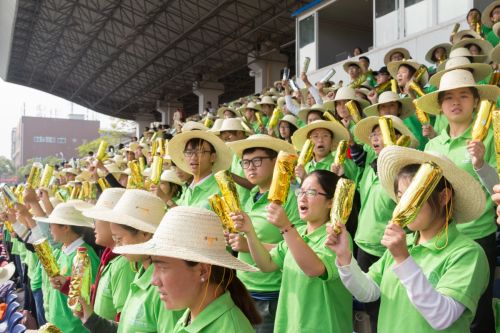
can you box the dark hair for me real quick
[185,138,215,153]
[117,223,140,235]
[307,110,324,122]
[185,262,261,325]
[437,87,480,106]
[399,64,416,78]
[304,170,339,199]
[467,8,480,18]
[69,225,104,256]
[278,121,298,141]
[359,56,370,64]
[242,147,278,159]
[371,124,402,136]
[353,47,363,53]
[394,164,454,220]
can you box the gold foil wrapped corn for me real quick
[390,79,398,93]
[127,160,144,189]
[150,156,164,185]
[255,112,264,127]
[378,117,396,146]
[33,238,60,278]
[298,139,315,166]
[330,178,356,233]
[396,135,411,147]
[209,194,237,233]
[97,178,110,191]
[26,163,43,189]
[68,247,92,312]
[39,323,64,333]
[345,100,362,123]
[374,81,391,94]
[214,170,241,213]
[472,100,494,142]
[491,110,500,175]
[408,80,425,98]
[412,100,430,125]
[96,141,108,161]
[40,164,54,189]
[413,65,427,83]
[334,140,348,166]
[268,151,298,204]
[268,108,283,130]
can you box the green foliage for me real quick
[76,119,135,157]
[0,156,15,177]
[17,156,62,179]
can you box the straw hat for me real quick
[429,57,492,87]
[492,44,500,64]
[452,29,482,44]
[277,96,286,108]
[181,121,208,132]
[333,87,370,109]
[219,118,251,134]
[113,206,257,272]
[160,169,184,186]
[438,48,487,71]
[81,188,126,219]
[168,130,233,174]
[291,120,350,151]
[363,91,414,119]
[67,199,94,211]
[298,104,325,123]
[378,146,485,223]
[494,22,500,37]
[387,60,429,85]
[62,168,78,176]
[124,142,140,153]
[35,202,94,228]
[322,100,335,112]
[0,263,15,284]
[75,170,93,182]
[97,163,126,178]
[353,115,418,148]
[425,43,452,63]
[258,96,276,106]
[209,118,224,135]
[217,106,240,118]
[278,114,299,129]
[481,1,500,28]
[228,134,296,158]
[452,38,493,59]
[415,69,500,115]
[343,60,361,73]
[244,102,261,112]
[89,189,165,233]
[383,47,411,65]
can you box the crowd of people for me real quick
[1,2,500,333]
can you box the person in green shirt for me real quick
[415,68,500,333]
[227,134,302,333]
[235,170,353,333]
[333,87,370,133]
[169,130,233,210]
[482,1,500,46]
[424,43,451,76]
[277,114,298,143]
[113,206,261,333]
[327,145,489,333]
[150,169,185,208]
[243,101,267,134]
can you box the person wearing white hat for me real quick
[34,203,100,333]
[234,170,352,333]
[482,1,500,47]
[383,47,411,65]
[258,96,277,118]
[278,115,299,143]
[149,169,184,208]
[227,134,302,332]
[327,145,489,333]
[387,59,429,98]
[244,102,265,134]
[218,118,250,143]
[416,68,500,332]
[425,43,452,75]
[93,160,127,188]
[113,206,260,332]
[333,87,370,132]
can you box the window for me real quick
[45,136,55,143]
[33,136,44,143]
[375,0,398,18]
[299,15,315,48]
[57,137,66,144]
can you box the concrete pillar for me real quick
[134,119,152,139]
[193,81,224,115]
[248,50,288,94]
[157,101,183,125]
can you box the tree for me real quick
[0,156,15,178]
[17,156,63,180]
[76,118,135,157]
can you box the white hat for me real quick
[217,106,240,118]
[333,87,371,109]
[387,60,429,85]
[0,263,15,284]
[354,115,418,148]
[415,69,500,115]
[113,206,257,272]
[429,57,492,87]
[209,118,224,135]
[481,1,500,28]
[383,47,411,65]
[219,118,251,134]
[124,142,140,153]
[88,189,165,233]
[452,38,493,61]
[181,121,208,132]
[378,146,485,223]
[67,199,94,211]
[440,48,487,70]
[35,202,94,228]
[343,60,361,73]
[278,115,299,129]
[62,168,78,176]
[258,96,276,106]
[244,102,261,112]
[298,104,325,123]
[425,43,452,63]
[169,130,233,174]
[292,120,350,151]
[452,29,482,44]
[492,44,500,64]
[81,188,126,219]
[363,91,415,120]
[160,169,184,186]
[228,134,296,158]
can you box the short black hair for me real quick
[242,147,278,159]
[304,170,339,199]
[359,56,370,64]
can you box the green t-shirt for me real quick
[173,291,254,333]
[47,242,100,333]
[403,115,427,151]
[369,223,489,333]
[94,255,136,321]
[305,152,360,181]
[230,154,251,205]
[425,125,497,239]
[269,224,353,333]
[118,264,182,333]
[486,30,499,47]
[41,243,62,319]
[237,186,304,292]
[177,174,221,210]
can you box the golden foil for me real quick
[268,108,282,130]
[413,65,427,82]
[82,181,92,200]
[70,185,80,200]
[214,170,241,213]
[38,323,64,333]
[40,164,54,189]
[348,73,368,89]
[268,151,298,204]
[298,139,315,166]
[390,79,398,94]
[208,194,237,233]
[150,156,163,185]
[323,111,337,123]
[156,138,165,156]
[374,80,391,94]
[472,100,494,141]
[15,185,25,204]
[241,119,253,134]
[151,140,158,157]
[491,110,500,175]
[255,112,264,127]
[68,247,92,312]
[391,162,443,227]
[97,178,110,191]
[408,80,425,98]
[33,238,60,278]
[489,69,500,86]
[204,117,214,128]
[127,160,144,189]
[450,23,460,40]
[1,185,18,205]
[396,135,411,147]
[138,156,146,173]
[26,163,43,189]
[3,221,14,234]
[379,117,396,146]
[96,141,108,161]
[412,100,430,125]
[334,140,348,166]
[330,178,356,233]
[346,100,362,123]
[90,182,97,200]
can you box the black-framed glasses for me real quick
[183,150,214,158]
[240,156,273,169]
[294,188,328,198]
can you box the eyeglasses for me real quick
[183,150,214,158]
[294,188,328,198]
[240,156,273,169]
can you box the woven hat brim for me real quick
[333,96,370,110]
[387,60,429,85]
[429,63,492,87]
[363,97,414,120]
[228,136,296,158]
[383,47,411,65]
[343,61,361,73]
[482,1,500,28]
[415,84,500,115]
[88,209,157,234]
[82,206,114,221]
[0,263,15,284]
[35,216,94,228]
[437,54,488,71]
[278,116,298,128]
[169,131,233,175]
[452,39,493,57]
[297,108,311,122]
[424,43,452,63]
[353,116,418,148]
[378,146,486,223]
[291,120,350,151]
[491,44,500,65]
[114,240,258,272]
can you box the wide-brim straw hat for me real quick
[67,199,94,211]
[169,130,233,174]
[113,206,257,272]
[415,69,500,115]
[88,189,165,233]
[298,103,326,123]
[75,170,93,182]
[181,121,208,132]
[494,22,500,38]
[452,29,482,44]
[438,48,488,71]
[0,263,15,284]
[491,43,500,64]
[425,43,452,63]
[219,118,251,134]
[81,188,126,220]
[482,1,500,28]
[61,168,78,176]
[160,169,184,186]
[387,59,429,85]
[452,38,493,59]
[333,87,370,109]
[378,146,485,223]
[383,47,411,65]
[258,95,276,106]
[354,115,418,148]
[35,202,94,228]
[228,134,296,158]
[245,101,261,112]
[363,91,414,119]
[278,114,299,129]
[209,118,224,135]
[292,120,350,151]
[429,57,492,87]
[217,106,240,118]
[343,60,361,73]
